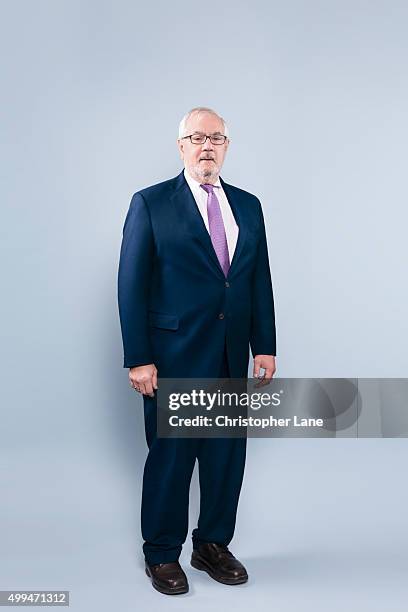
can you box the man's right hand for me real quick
[129,364,158,397]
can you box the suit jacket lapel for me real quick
[219,177,248,279]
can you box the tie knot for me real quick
[200,183,219,194]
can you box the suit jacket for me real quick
[117,170,276,378]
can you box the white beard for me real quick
[190,162,220,183]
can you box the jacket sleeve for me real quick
[117,192,155,368]
[249,200,277,358]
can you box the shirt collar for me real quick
[183,168,221,192]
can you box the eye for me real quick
[191,133,206,143]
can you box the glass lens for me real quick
[210,135,226,144]
[190,134,206,144]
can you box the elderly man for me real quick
[118,107,276,595]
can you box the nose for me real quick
[201,136,214,151]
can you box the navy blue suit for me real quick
[118,170,276,564]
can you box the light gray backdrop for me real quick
[1,1,407,610]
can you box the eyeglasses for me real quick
[181,133,228,145]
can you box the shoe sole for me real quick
[190,556,248,585]
[145,567,189,595]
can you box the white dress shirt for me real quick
[183,168,239,261]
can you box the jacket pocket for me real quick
[148,311,179,330]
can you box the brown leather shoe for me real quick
[145,561,189,595]
[191,543,248,585]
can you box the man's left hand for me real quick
[253,355,276,386]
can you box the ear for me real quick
[177,138,184,160]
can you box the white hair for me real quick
[178,107,229,139]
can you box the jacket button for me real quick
[225,281,230,288]
[218,313,225,320]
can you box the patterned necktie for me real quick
[200,183,230,277]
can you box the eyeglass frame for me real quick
[180,133,229,145]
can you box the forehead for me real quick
[185,112,224,134]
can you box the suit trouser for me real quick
[141,345,247,565]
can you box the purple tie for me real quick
[200,183,230,277]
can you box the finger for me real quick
[144,381,154,397]
[138,381,147,395]
[257,369,273,387]
[264,367,273,381]
[253,361,261,378]
[255,374,271,388]
[152,369,158,390]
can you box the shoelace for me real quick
[212,545,234,558]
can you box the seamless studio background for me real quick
[1,1,408,610]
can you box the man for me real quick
[118,107,276,595]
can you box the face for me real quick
[177,112,229,184]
